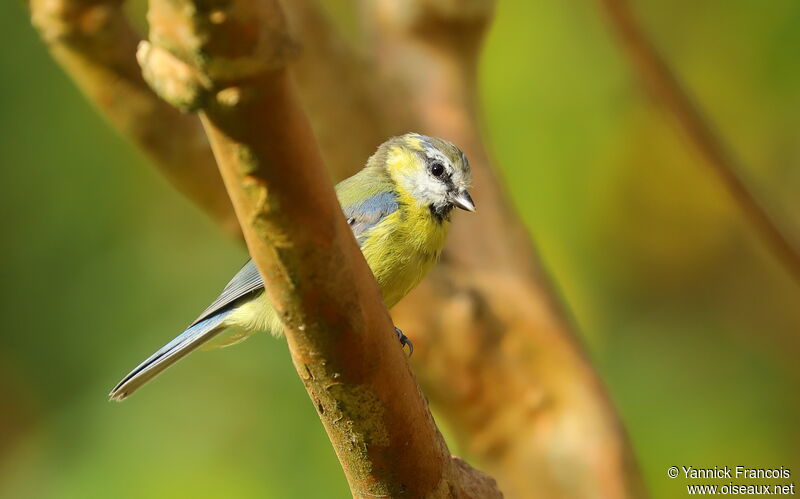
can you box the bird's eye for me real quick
[430,162,445,177]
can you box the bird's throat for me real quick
[429,203,453,223]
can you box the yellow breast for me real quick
[359,191,449,308]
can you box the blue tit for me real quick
[110,133,475,401]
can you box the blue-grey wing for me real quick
[189,190,398,327]
[343,190,398,245]
[188,260,263,326]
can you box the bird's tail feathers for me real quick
[109,311,231,401]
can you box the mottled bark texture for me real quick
[133,0,500,497]
[29,0,654,497]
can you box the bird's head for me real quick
[377,133,475,221]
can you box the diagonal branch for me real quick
[596,0,800,284]
[30,0,648,495]
[28,0,240,236]
[138,0,501,496]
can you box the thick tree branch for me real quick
[596,0,800,285]
[138,0,501,496]
[31,0,647,495]
[28,0,240,236]
[367,1,646,497]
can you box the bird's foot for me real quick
[394,327,414,357]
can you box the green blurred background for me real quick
[1,1,799,498]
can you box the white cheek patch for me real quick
[401,171,448,207]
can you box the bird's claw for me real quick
[394,327,414,357]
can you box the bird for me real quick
[109,133,475,401]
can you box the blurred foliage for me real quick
[1,1,798,498]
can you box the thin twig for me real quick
[596,0,800,284]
